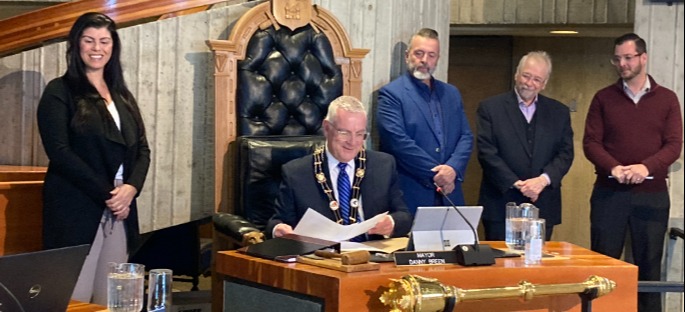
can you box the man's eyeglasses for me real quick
[520,72,545,86]
[335,129,369,141]
[610,53,643,65]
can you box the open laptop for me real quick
[408,206,483,251]
[0,244,90,312]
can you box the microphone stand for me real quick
[435,183,495,266]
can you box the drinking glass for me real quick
[147,269,173,312]
[107,262,145,312]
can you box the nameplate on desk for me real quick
[393,251,458,265]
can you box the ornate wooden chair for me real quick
[207,0,368,248]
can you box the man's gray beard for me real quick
[411,69,431,80]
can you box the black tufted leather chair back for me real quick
[233,24,342,229]
[237,25,343,136]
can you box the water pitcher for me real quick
[107,262,145,312]
[505,203,539,251]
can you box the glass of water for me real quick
[108,262,145,312]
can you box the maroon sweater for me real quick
[583,75,682,192]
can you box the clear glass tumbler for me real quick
[147,268,173,312]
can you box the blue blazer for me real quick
[476,91,573,225]
[376,73,474,215]
[266,150,412,239]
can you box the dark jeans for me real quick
[590,185,670,312]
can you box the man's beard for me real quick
[619,63,642,81]
[516,86,536,102]
[408,63,433,80]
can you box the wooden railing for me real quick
[0,0,236,57]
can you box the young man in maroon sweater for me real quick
[583,33,683,312]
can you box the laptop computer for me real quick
[408,206,483,251]
[0,244,90,312]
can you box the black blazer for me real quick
[267,149,412,239]
[476,91,573,225]
[37,77,151,252]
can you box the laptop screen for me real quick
[0,244,89,312]
[409,206,483,251]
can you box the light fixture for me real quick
[549,30,579,35]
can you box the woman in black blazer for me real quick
[37,12,150,305]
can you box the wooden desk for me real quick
[0,165,46,255]
[216,242,637,311]
[67,300,106,311]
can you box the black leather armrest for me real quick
[213,213,264,246]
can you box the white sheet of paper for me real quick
[293,208,387,242]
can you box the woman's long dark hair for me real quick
[65,12,145,136]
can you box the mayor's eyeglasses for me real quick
[335,129,368,141]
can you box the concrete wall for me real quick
[451,0,634,24]
[635,2,685,310]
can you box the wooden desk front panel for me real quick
[0,165,46,255]
[217,242,638,312]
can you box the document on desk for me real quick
[341,237,409,253]
[293,208,387,242]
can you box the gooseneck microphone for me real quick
[434,183,495,266]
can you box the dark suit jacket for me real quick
[266,150,412,239]
[37,77,151,252]
[377,73,474,214]
[476,91,573,225]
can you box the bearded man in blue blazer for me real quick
[477,51,574,240]
[376,28,474,215]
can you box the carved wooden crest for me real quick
[272,0,313,31]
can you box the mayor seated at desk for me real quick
[267,96,412,241]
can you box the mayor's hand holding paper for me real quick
[368,214,394,236]
[273,223,294,238]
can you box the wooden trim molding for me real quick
[207,1,369,213]
[0,0,231,57]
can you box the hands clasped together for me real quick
[514,176,549,202]
[611,164,650,184]
[105,184,137,221]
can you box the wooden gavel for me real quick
[314,250,370,265]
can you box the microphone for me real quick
[434,183,495,266]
